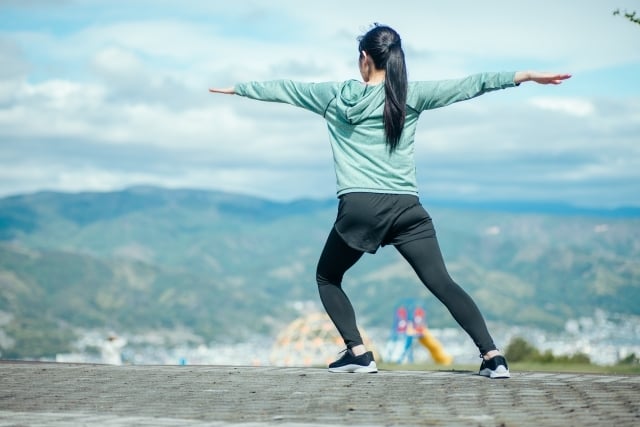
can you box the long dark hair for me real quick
[358,24,407,153]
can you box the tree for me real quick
[504,336,591,364]
[504,337,539,362]
[613,8,640,26]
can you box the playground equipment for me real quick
[386,300,452,365]
[270,312,379,367]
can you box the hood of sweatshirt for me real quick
[335,79,385,125]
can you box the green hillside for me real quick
[0,187,638,358]
[0,244,290,358]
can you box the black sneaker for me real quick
[328,349,378,373]
[478,355,510,378]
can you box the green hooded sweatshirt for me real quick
[234,71,517,197]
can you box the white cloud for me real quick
[529,97,596,117]
[0,38,30,79]
[76,20,217,62]
[262,0,640,72]
[92,47,145,78]
[0,0,639,207]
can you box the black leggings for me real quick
[316,227,497,355]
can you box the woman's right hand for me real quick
[209,87,236,95]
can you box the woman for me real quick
[210,24,570,378]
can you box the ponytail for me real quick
[383,43,407,153]
[358,24,408,153]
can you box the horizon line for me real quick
[2,184,639,218]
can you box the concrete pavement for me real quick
[1,361,639,426]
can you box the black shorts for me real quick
[333,192,436,253]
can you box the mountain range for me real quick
[1,186,638,359]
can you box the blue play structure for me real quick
[386,298,452,365]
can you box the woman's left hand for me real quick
[514,72,572,85]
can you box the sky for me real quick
[0,0,639,208]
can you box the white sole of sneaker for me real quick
[479,366,510,378]
[329,361,378,373]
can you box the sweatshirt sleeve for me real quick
[234,80,339,116]
[409,72,518,111]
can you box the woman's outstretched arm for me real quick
[514,71,572,85]
[411,71,571,111]
[208,81,340,116]
[209,87,235,95]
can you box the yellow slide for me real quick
[417,329,453,365]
